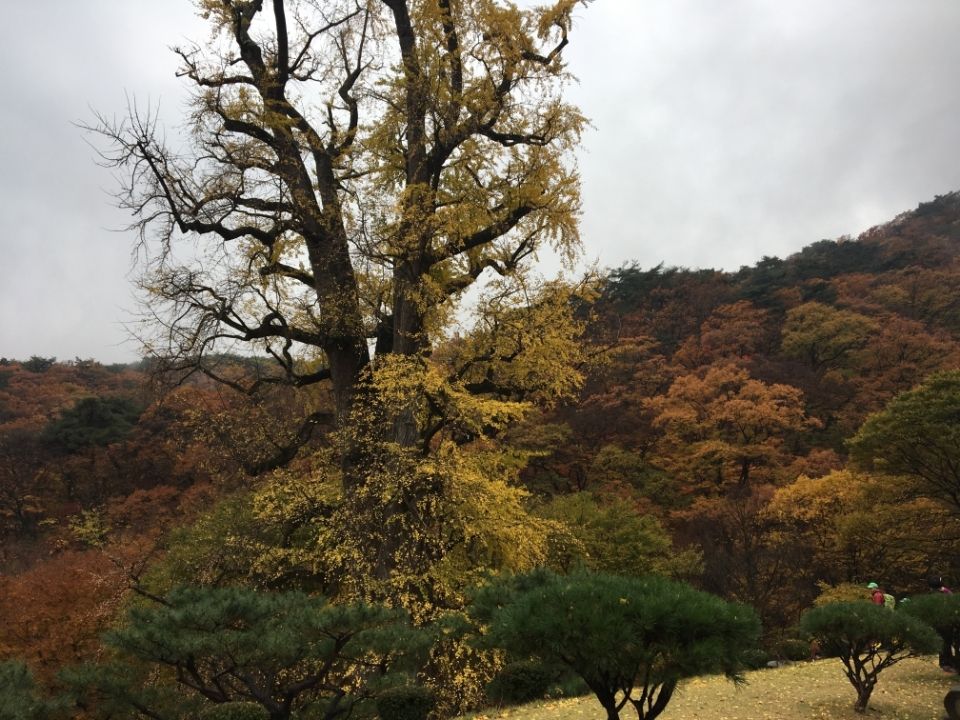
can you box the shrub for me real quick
[374,685,435,720]
[739,648,770,670]
[419,637,499,718]
[486,660,554,705]
[549,671,589,699]
[813,581,868,606]
[799,601,940,712]
[778,638,811,662]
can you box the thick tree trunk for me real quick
[852,672,875,712]
[633,680,676,720]
[600,698,620,720]
[388,258,430,452]
[391,260,429,358]
[583,680,620,720]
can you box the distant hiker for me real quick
[866,581,895,609]
[929,575,953,594]
[929,576,956,673]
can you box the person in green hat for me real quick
[867,581,896,609]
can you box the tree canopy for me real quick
[849,370,960,513]
[42,397,142,453]
[0,661,64,720]
[900,592,960,672]
[93,0,586,434]
[470,570,760,720]
[799,601,940,713]
[70,586,424,720]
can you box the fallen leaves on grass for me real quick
[459,657,951,720]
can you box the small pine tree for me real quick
[69,587,427,720]
[799,601,940,712]
[470,570,760,720]
[899,592,960,670]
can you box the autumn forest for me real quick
[3,1,960,719]
[4,190,960,717]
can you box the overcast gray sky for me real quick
[2,1,959,363]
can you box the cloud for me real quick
[1,1,959,361]
[567,0,960,271]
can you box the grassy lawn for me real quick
[461,657,954,720]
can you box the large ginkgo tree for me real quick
[92,0,590,600]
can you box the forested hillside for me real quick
[526,190,960,630]
[3,191,960,714]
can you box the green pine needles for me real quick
[70,586,427,720]
[799,601,941,712]
[469,570,761,720]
